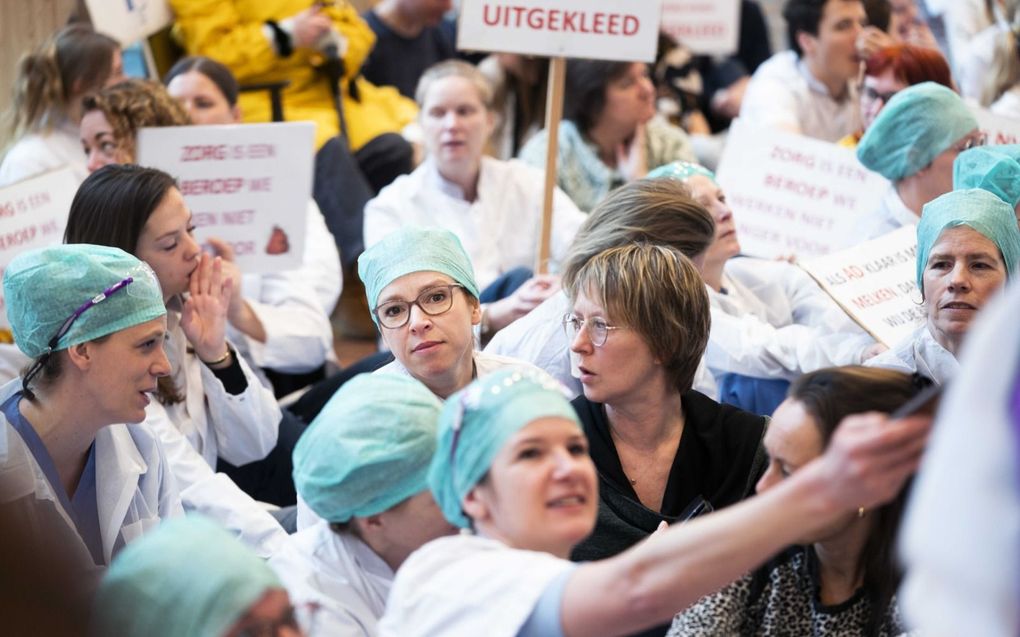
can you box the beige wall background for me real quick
[0,0,79,147]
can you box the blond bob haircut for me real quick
[568,243,710,394]
[81,78,189,161]
[562,178,715,291]
[415,59,495,110]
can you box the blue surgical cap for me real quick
[3,244,165,358]
[92,516,282,637]
[857,82,978,181]
[429,368,580,528]
[647,161,717,184]
[954,144,1020,208]
[358,227,480,326]
[294,373,442,523]
[917,188,1020,288]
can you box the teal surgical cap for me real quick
[917,188,1020,288]
[3,244,165,359]
[294,373,442,522]
[857,82,978,181]
[647,161,717,183]
[430,367,580,528]
[358,227,481,326]
[92,516,282,637]
[954,144,1020,208]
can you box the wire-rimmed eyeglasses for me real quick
[562,314,623,347]
[21,276,134,394]
[373,284,464,329]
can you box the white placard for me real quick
[799,225,922,347]
[85,0,173,46]
[0,168,78,328]
[136,122,315,274]
[970,104,1020,145]
[716,121,888,259]
[660,0,741,56]
[457,0,663,63]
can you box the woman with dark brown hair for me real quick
[669,366,932,636]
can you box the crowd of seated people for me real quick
[1,1,1019,635]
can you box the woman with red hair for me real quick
[839,43,953,147]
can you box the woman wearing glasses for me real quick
[357,226,536,398]
[379,366,930,637]
[564,245,766,588]
[0,244,181,569]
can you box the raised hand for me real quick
[180,252,233,364]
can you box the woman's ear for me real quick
[470,298,482,326]
[230,104,243,123]
[65,342,93,371]
[461,484,490,524]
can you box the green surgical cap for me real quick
[954,144,1020,208]
[647,161,717,183]
[294,373,442,522]
[92,516,282,637]
[430,368,580,528]
[917,188,1020,288]
[3,244,165,359]
[358,227,480,327]
[857,82,978,181]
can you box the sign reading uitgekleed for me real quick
[970,104,1020,145]
[136,122,314,274]
[799,225,922,347]
[457,0,663,62]
[715,121,888,259]
[660,0,741,56]
[85,0,173,46]
[0,168,78,327]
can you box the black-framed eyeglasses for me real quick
[373,284,464,329]
[861,85,898,105]
[22,276,134,394]
[562,314,622,347]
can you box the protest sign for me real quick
[0,168,78,328]
[136,122,314,274]
[799,225,922,347]
[716,121,888,259]
[458,0,663,63]
[660,0,741,56]
[85,0,173,45]
[970,104,1020,145]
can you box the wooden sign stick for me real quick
[535,56,566,274]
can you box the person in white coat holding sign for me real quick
[0,244,182,570]
[868,188,1020,384]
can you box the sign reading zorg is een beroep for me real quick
[457,0,663,63]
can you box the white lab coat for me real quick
[270,522,394,636]
[379,534,574,637]
[705,258,875,381]
[866,323,959,385]
[0,119,89,188]
[0,379,183,566]
[484,291,719,399]
[231,201,341,383]
[363,157,585,289]
[898,284,1020,637]
[143,306,288,557]
[739,50,860,142]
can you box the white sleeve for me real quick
[144,401,288,557]
[705,307,872,380]
[199,351,282,465]
[363,184,408,251]
[302,200,343,312]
